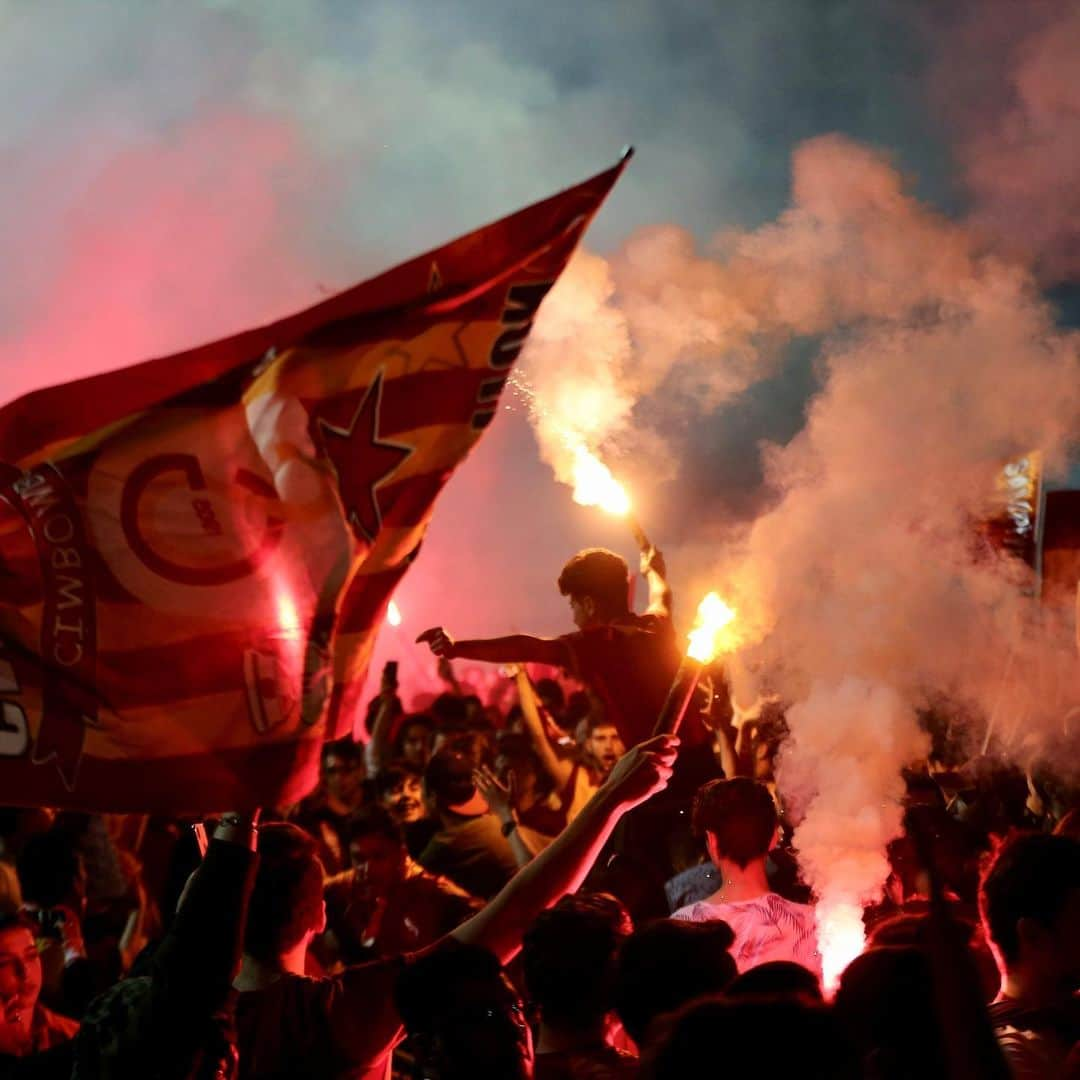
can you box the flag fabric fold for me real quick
[0,155,628,811]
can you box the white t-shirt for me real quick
[672,893,821,978]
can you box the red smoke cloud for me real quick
[1,110,328,400]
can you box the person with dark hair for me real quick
[979,832,1080,1076]
[417,546,681,750]
[431,692,469,730]
[726,960,823,1002]
[867,910,1000,1002]
[372,764,425,827]
[0,911,79,1058]
[416,748,519,899]
[321,807,480,965]
[372,763,436,858]
[833,946,950,1079]
[393,716,434,771]
[437,730,495,771]
[613,918,737,1047]
[672,778,820,978]
[231,733,679,1079]
[522,893,636,1080]
[290,739,366,874]
[395,943,531,1080]
[639,994,856,1080]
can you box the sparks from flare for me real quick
[387,600,402,627]
[508,372,632,518]
[687,591,737,663]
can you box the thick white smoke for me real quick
[524,134,1080,979]
[776,680,929,989]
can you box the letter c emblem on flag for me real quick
[120,452,284,587]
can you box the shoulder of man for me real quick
[670,901,719,922]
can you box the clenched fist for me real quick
[416,626,457,659]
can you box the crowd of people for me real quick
[1,545,1078,1078]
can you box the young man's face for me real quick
[400,724,432,768]
[585,725,625,775]
[380,775,425,824]
[0,927,42,1019]
[324,753,364,805]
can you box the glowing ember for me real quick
[687,591,737,663]
[387,600,402,627]
[817,900,866,994]
[569,443,631,517]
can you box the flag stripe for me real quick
[0,157,628,463]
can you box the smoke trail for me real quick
[777,679,929,990]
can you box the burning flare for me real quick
[387,600,402,627]
[817,901,866,995]
[569,443,631,517]
[687,591,737,663]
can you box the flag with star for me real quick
[0,152,630,812]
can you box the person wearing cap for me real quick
[417,748,521,899]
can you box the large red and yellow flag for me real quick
[0,154,629,812]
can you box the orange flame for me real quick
[687,591,737,663]
[387,600,402,627]
[569,444,631,517]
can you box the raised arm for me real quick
[452,734,678,963]
[640,546,672,618]
[365,669,401,776]
[514,667,573,789]
[473,765,544,870]
[417,627,570,669]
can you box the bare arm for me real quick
[473,766,538,870]
[417,627,570,669]
[365,674,400,775]
[453,734,678,964]
[515,668,573,789]
[640,546,672,619]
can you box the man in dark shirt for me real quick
[522,893,637,1080]
[418,547,681,749]
[321,806,480,965]
[289,739,366,875]
[416,750,519,900]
